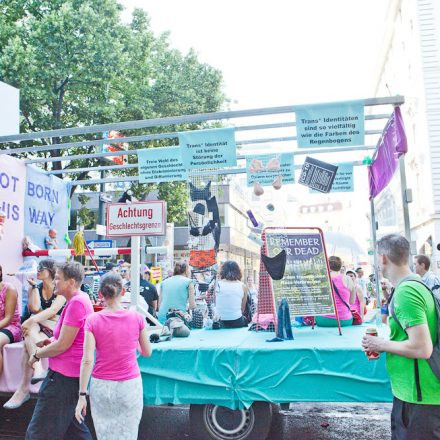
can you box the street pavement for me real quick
[0,397,391,440]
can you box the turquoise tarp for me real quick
[138,324,392,409]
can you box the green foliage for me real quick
[77,193,95,228]
[0,1,226,221]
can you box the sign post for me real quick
[105,201,166,319]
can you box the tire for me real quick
[189,402,273,440]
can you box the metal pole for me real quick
[399,155,412,254]
[96,169,106,268]
[131,235,140,309]
[370,198,382,326]
[140,236,146,271]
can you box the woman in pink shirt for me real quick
[315,256,356,327]
[75,272,151,440]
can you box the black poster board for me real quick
[298,156,339,193]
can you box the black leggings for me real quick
[221,316,249,328]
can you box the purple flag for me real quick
[368,107,407,199]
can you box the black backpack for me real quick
[390,279,440,401]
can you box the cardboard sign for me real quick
[265,230,335,317]
[138,146,187,183]
[179,127,237,170]
[295,100,364,148]
[299,157,338,193]
[150,266,162,284]
[106,201,166,237]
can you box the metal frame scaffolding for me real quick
[0,95,407,321]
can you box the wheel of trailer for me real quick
[189,402,273,440]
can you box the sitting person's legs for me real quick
[0,331,13,376]
[4,323,46,409]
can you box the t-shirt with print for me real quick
[85,309,145,381]
[127,279,158,316]
[387,279,440,404]
[49,291,93,377]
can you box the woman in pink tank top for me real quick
[0,265,22,374]
[316,256,356,327]
[75,272,152,440]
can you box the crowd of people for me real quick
[0,261,152,439]
[0,237,439,438]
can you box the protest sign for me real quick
[106,201,166,237]
[0,155,26,276]
[296,100,364,148]
[138,147,187,183]
[299,157,338,193]
[24,166,70,251]
[246,153,294,187]
[265,230,335,317]
[310,162,353,193]
[179,127,237,170]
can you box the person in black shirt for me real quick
[126,268,158,321]
[139,269,158,318]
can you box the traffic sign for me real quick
[86,240,113,258]
[106,201,166,237]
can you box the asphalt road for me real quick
[0,397,391,440]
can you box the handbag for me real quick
[189,249,217,269]
[332,281,362,325]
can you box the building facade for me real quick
[373,0,440,270]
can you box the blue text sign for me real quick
[246,153,294,187]
[296,100,364,148]
[179,127,237,170]
[138,147,187,183]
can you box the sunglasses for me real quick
[37,266,47,272]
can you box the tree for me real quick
[0,1,225,222]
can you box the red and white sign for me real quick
[106,201,166,237]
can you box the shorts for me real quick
[0,328,14,344]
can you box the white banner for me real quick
[106,201,166,237]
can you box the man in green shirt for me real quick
[362,234,440,439]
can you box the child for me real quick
[44,228,58,250]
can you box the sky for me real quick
[119,0,391,255]
[120,0,390,109]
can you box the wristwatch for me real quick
[79,392,87,397]
[33,351,40,361]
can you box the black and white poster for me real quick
[298,156,338,193]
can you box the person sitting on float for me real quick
[216,260,250,328]
[315,256,356,327]
[157,262,195,323]
[3,259,66,410]
[0,264,22,376]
